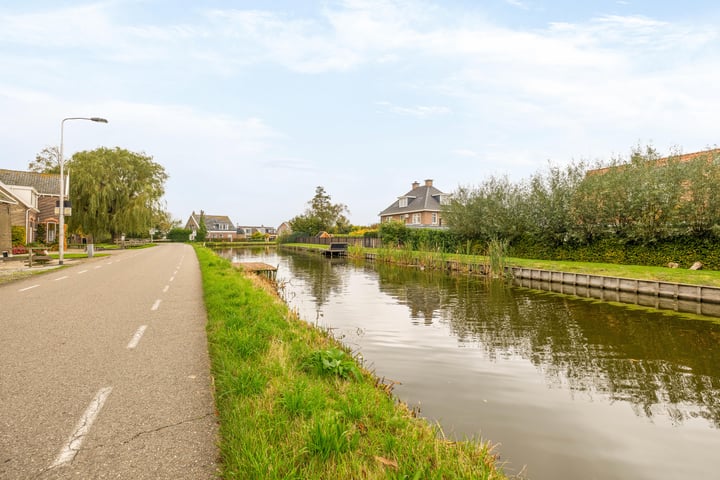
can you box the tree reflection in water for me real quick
[370,264,720,428]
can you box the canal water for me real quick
[221,248,720,480]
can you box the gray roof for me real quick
[379,182,447,216]
[187,212,235,231]
[0,169,63,196]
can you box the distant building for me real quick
[277,222,292,236]
[184,211,238,241]
[379,179,451,228]
[236,225,277,240]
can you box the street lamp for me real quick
[58,117,108,265]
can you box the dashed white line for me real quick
[173,270,178,275]
[77,270,88,274]
[50,387,113,469]
[18,285,40,292]
[151,299,161,311]
[126,325,148,349]
[53,276,69,282]
[169,276,175,282]
[94,266,102,270]
[162,285,169,293]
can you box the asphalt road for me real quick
[0,244,219,479]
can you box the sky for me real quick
[1,0,719,228]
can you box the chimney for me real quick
[412,181,420,189]
[424,179,433,187]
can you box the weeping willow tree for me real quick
[67,147,168,242]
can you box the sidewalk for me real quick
[0,252,102,283]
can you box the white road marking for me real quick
[151,299,161,311]
[169,276,175,282]
[77,270,88,274]
[18,285,40,292]
[53,276,69,282]
[162,285,169,293]
[94,266,102,270]
[173,270,178,275]
[50,387,113,469]
[126,325,148,349]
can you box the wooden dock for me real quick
[321,242,348,257]
[233,262,278,281]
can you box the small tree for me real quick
[289,186,350,236]
[35,224,47,245]
[28,146,60,174]
[196,211,208,241]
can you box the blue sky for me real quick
[1,0,719,227]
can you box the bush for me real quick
[11,226,25,246]
[166,227,191,242]
[510,235,720,270]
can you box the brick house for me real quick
[185,211,238,241]
[0,169,64,244]
[379,179,451,228]
[0,183,21,253]
[0,177,41,246]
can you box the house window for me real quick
[431,213,438,225]
[412,213,421,224]
[47,223,57,243]
[399,198,408,208]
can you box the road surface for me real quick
[0,244,219,479]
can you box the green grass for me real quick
[195,246,507,480]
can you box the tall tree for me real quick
[196,211,208,242]
[67,147,168,242]
[28,146,60,173]
[289,186,350,236]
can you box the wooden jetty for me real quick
[322,242,348,258]
[233,262,278,281]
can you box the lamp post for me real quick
[59,117,108,265]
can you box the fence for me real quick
[295,236,383,249]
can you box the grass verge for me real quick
[195,246,507,480]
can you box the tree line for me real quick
[440,145,720,266]
[443,145,720,246]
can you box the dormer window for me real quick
[399,198,408,208]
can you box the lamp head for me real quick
[90,117,108,123]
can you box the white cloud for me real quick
[375,101,451,117]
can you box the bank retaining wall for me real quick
[510,267,720,317]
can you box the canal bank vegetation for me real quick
[441,146,720,269]
[195,246,508,479]
[282,242,720,288]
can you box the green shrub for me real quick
[11,226,25,246]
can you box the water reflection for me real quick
[370,262,720,428]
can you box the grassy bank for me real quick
[195,246,507,480]
[282,243,720,288]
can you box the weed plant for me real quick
[195,246,507,479]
